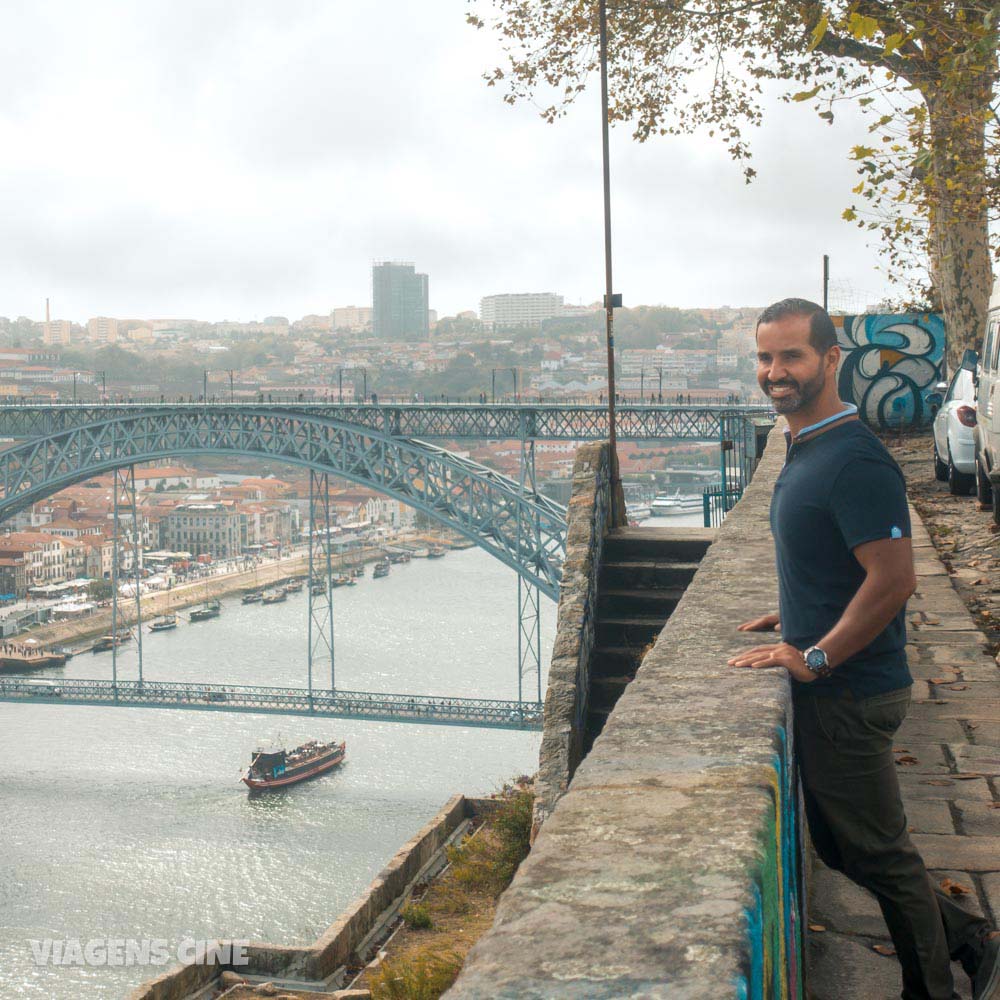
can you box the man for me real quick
[728,298,999,1000]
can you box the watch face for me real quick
[806,648,827,670]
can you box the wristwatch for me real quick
[804,645,833,679]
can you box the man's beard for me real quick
[764,366,826,414]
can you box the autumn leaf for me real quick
[808,923,826,932]
[940,878,971,896]
[920,779,953,786]
[807,16,828,52]
[895,755,919,766]
[791,85,821,102]
[948,684,969,691]
[842,208,858,222]
[873,943,897,956]
[848,14,880,41]
[883,32,905,55]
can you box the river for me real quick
[0,547,559,999]
[0,513,704,998]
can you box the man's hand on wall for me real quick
[727,642,815,683]
[736,613,780,632]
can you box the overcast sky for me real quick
[0,1,899,324]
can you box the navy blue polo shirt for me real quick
[771,418,912,697]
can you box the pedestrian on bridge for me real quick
[729,298,999,1000]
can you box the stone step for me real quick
[600,560,701,590]
[588,645,644,678]
[589,674,634,712]
[603,527,715,563]
[595,614,665,648]
[597,586,684,617]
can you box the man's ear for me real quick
[826,344,841,371]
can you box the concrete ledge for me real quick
[448,426,800,998]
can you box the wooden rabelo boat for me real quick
[242,739,346,791]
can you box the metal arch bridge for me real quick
[0,402,773,443]
[0,406,568,600]
[0,678,542,731]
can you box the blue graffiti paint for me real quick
[835,313,945,428]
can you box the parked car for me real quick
[975,280,1000,523]
[931,354,978,495]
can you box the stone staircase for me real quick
[584,526,716,752]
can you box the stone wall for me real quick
[533,441,623,835]
[448,425,804,998]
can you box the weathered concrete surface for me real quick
[534,441,623,835]
[449,427,794,998]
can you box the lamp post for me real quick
[72,372,78,403]
[598,0,620,490]
[203,371,208,402]
[361,368,368,401]
[338,368,343,403]
[97,370,106,400]
[510,367,518,402]
[228,369,235,403]
[491,368,497,403]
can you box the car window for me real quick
[946,368,975,404]
[984,319,997,374]
[994,319,1000,371]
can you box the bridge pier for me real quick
[517,425,542,715]
[307,470,335,698]
[111,464,143,693]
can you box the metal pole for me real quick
[491,369,496,403]
[229,370,234,403]
[640,369,645,401]
[511,367,518,402]
[73,372,77,403]
[362,369,367,401]
[599,0,620,488]
[111,471,120,699]
[126,465,144,687]
[101,371,106,399]
[823,254,830,312]
[338,369,343,403]
[203,371,208,401]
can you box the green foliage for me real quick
[469,1,1000,362]
[401,902,434,930]
[446,784,533,898]
[368,951,463,1000]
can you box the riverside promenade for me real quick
[808,507,1000,998]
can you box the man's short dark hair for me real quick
[756,298,838,353]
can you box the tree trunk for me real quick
[925,86,994,373]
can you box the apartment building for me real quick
[480,293,564,329]
[160,502,242,558]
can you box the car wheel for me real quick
[976,457,993,505]
[948,445,975,496]
[933,439,948,481]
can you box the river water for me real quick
[0,513,704,998]
[0,547,558,999]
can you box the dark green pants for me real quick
[794,686,988,1000]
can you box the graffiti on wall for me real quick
[834,313,945,429]
[735,724,804,1000]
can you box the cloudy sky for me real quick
[0,1,898,324]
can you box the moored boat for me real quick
[427,546,446,559]
[373,559,390,578]
[242,739,346,791]
[283,579,304,594]
[650,490,703,517]
[149,614,178,632]
[388,551,410,564]
[93,631,131,652]
[309,579,327,595]
[261,588,286,605]
[0,645,68,672]
[241,591,263,604]
[189,601,221,622]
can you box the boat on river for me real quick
[242,739,346,791]
[283,579,304,594]
[650,490,703,517]
[241,591,263,604]
[373,559,390,578]
[93,631,131,652]
[427,546,446,559]
[189,601,221,622]
[149,614,178,632]
[261,589,286,605]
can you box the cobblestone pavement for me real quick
[807,433,1000,999]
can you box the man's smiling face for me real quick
[756,313,836,415]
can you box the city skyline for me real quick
[1,2,898,324]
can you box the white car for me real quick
[976,280,1000,522]
[932,359,977,495]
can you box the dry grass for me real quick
[364,783,533,1000]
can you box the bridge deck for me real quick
[0,677,542,731]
